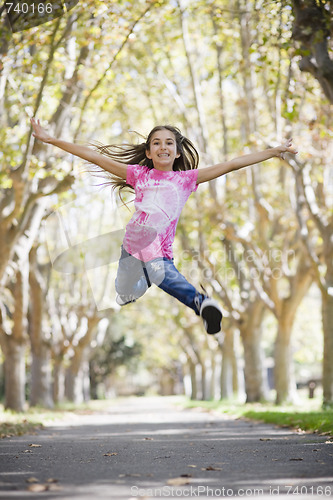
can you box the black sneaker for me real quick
[200,297,223,335]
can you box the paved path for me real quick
[0,397,332,499]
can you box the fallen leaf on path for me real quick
[104,452,118,456]
[202,466,222,471]
[187,465,197,468]
[167,477,191,486]
[289,458,303,461]
[260,438,272,441]
[120,473,141,477]
[46,478,58,483]
[144,437,153,440]
[26,477,39,483]
[27,484,48,492]
[29,444,41,448]
[47,484,62,491]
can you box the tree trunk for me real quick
[240,303,269,402]
[220,330,240,399]
[4,341,26,411]
[274,318,297,404]
[53,360,65,404]
[64,315,99,402]
[293,148,333,406]
[188,358,198,400]
[30,350,53,408]
[4,265,29,410]
[159,368,176,396]
[321,223,333,406]
[241,334,269,402]
[200,360,207,401]
[322,287,333,406]
[291,0,333,104]
[65,353,92,404]
[181,329,207,400]
[29,247,53,408]
[65,357,91,404]
[274,256,314,404]
[220,351,233,399]
[65,365,86,404]
[209,352,217,400]
[232,330,244,397]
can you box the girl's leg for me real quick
[115,246,149,302]
[145,258,205,315]
[145,257,223,334]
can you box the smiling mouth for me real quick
[158,153,169,157]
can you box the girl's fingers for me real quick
[279,138,297,155]
[280,145,298,158]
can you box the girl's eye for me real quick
[152,141,174,146]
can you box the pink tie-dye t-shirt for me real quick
[123,165,199,262]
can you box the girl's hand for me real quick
[274,138,298,160]
[31,117,53,143]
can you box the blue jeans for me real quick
[115,246,205,315]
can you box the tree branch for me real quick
[73,2,157,140]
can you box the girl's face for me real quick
[146,129,180,171]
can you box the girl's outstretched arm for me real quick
[196,139,298,184]
[30,118,128,180]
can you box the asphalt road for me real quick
[0,396,332,499]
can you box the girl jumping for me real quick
[30,118,297,334]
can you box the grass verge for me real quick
[242,408,333,436]
[0,399,116,439]
[182,397,333,437]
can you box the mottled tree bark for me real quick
[29,247,53,408]
[3,265,29,411]
[240,302,269,402]
[291,0,333,103]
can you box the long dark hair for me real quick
[90,125,199,201]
